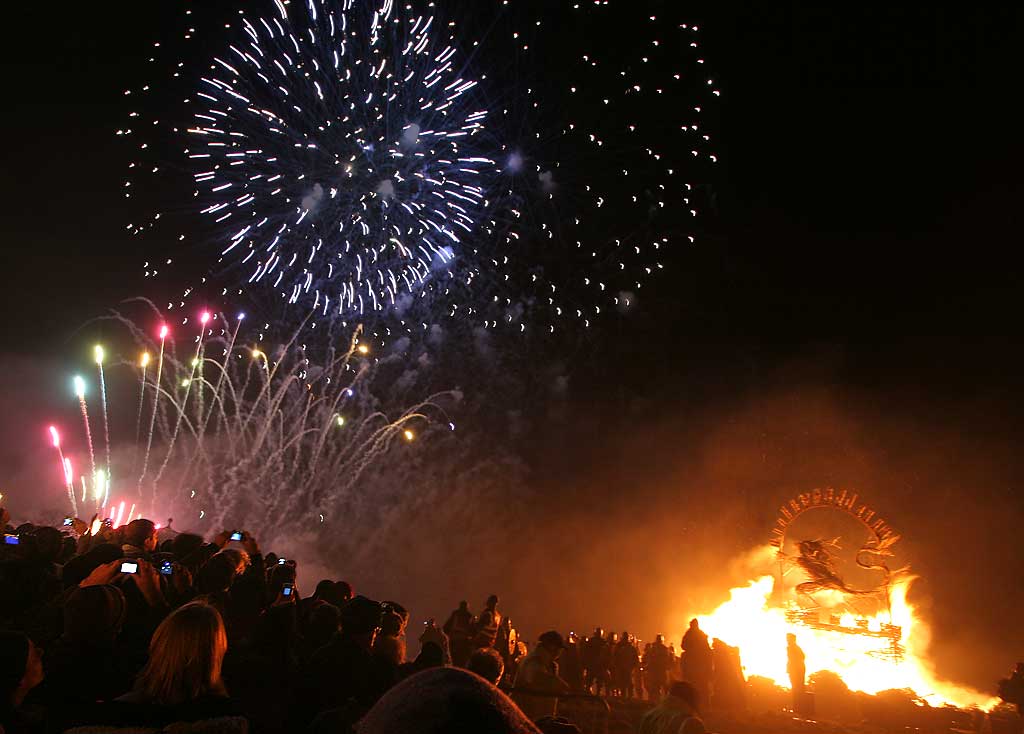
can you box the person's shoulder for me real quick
[680,715,707,734]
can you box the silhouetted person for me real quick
[472,594,502,650]
[643,634,673,701]
[443,600,475,667]
[612,632,639,699]
[711,638,746,712]
[560,632,584,692]
[66,602,244,731]
[787,633,807,715]
[31,585,139,714]
[681,619,712,704]
[598,631,618,696]
[514,631,569,720]
[998,661,1024,715]
[299,596,393,730]
[581,627,606,694]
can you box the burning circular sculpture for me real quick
[770,488,907,662]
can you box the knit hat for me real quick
[63,584,127,644]
[358,666,540,734]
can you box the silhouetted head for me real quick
[217,548,250,575]
[172,533,204,562]
[689,618,700,630]
[655,634,665,645]
[459,600,468,611]
[380,610,405,637]
[196,553,237,594]
[137,602,227,705]
[63,584,127,645]
[336,580,353,603]
[314,579,350,608]
[416,641,445,669]
[305,600,341,648]
[485,594,499,610]
[668,681,701,713]
[467,647,504,685]
[123,519,158,551]
[539,631,566,655]
[787,633,797,645]
[30,526,63,563]
[341,596,384,640]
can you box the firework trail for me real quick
[151,314,209,499]
[63,458,77,516]
[134,350,150,463]
[137,325,168,497]
[72,376,96,483]
[47,303,452,537]
[94,345,112,480]
[48,427,78,516]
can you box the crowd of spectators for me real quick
[0,510,708,734]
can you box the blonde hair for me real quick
[137,601,228,705]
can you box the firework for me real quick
[137,325,168,497]
[48,304,452,536]
[94,345,112,482]
[72,375,96,483]
[48,426,78,516]
[122,0,717,334]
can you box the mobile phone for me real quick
[277,558,286,565]
[120,561,139,574]
[282,583,294,597]
[63,517,73,527]
[159,560,174,576]
[229,531,243,541]
[3,534,19,546]
[103,518,113,527]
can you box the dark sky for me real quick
[1,0,1022,692]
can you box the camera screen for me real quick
[120,561,139,574]
[230,532,243,541]
[160,561,173,576]
[282,585,293,596]
[3,535,19,545]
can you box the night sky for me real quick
[1,1,1022,691]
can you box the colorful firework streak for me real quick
[43,304,453,534]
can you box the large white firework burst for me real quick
[185,0,491,317]
[123,0,718,335]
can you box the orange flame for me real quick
[683,545,998,710]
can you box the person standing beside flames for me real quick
[786,633,807,715]
[680,619,713,704]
